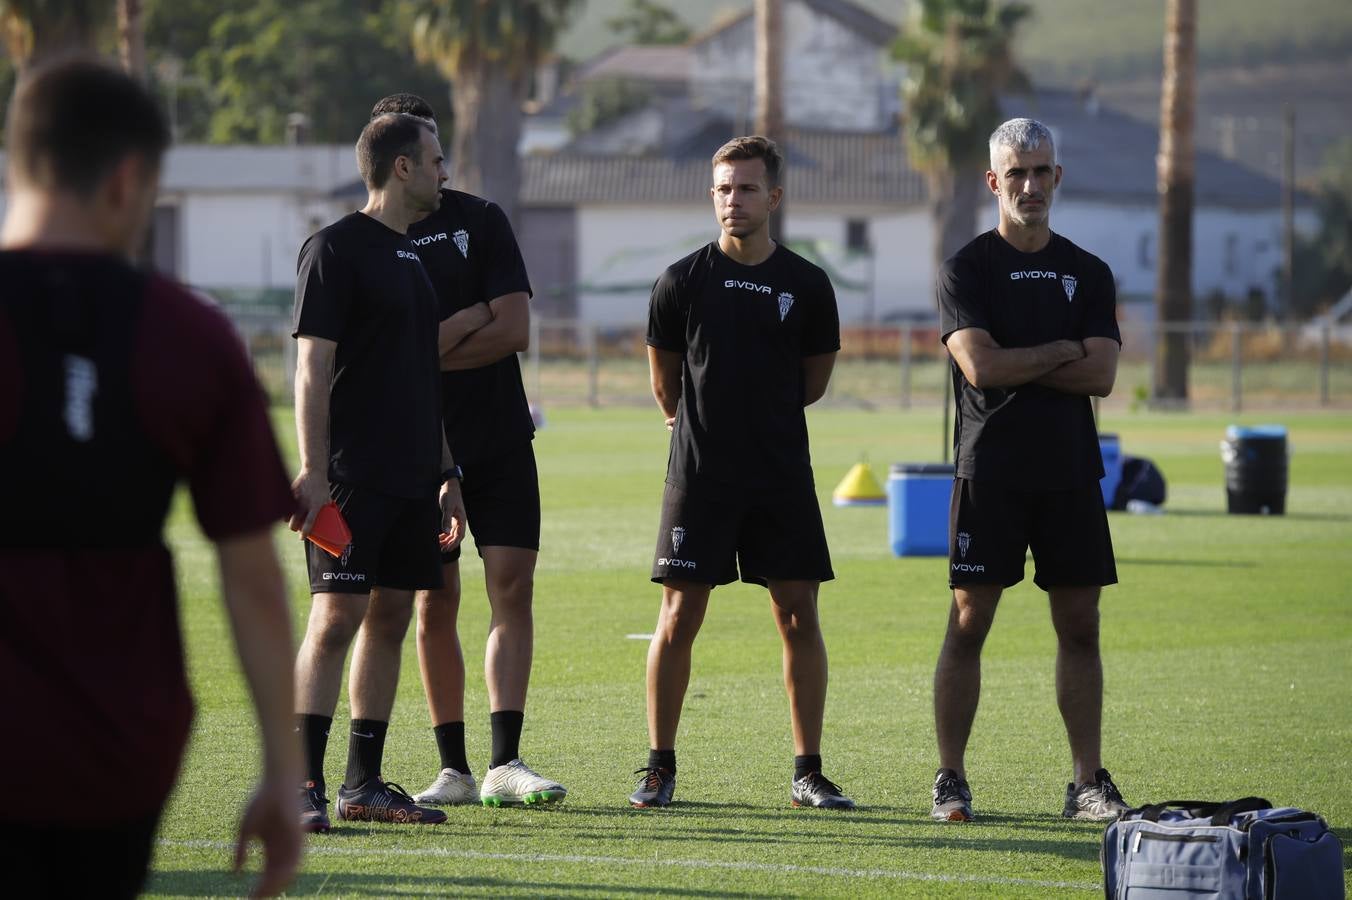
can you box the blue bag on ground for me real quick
[1101,797,1344,899]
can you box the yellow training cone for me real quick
[832,461,886,507]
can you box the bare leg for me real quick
[481,546,538,712]
[766,579,826,756]
[1048,585,1103,785]
[295,592,369,716]
[645,580,711,750]
[933,585,1001,778]
[350,587,413,720]
[415,563,464,725]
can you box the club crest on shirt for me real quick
[777,292,795,322]
[670,526,685,555]
[1062,275,1077,303]
[452,229,469,258]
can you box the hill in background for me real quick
[557,0,1352,85]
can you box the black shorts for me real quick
[651,478,834,587]
[948,477,1116,591]
[307,481,443,594]
[441,442,541,564]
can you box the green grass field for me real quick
[146,406,1351,897]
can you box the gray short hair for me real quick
[989,118,1056,168]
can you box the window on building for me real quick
[846,218,870,253]
[1224,233,1240,276]
[1137,232,1153,270]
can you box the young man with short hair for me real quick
[366,94,566,808]
[0,56,301,897]
[291,112,466,830]
[631,135,853,810]
[931,117,1127,823]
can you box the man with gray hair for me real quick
[929,117,1127,822]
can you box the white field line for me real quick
[160,839,1099,892]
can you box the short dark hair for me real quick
[5,55,170,197]
[712,135,783,187]
[356,113,434,189]
[370,93,437,122]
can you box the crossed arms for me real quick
[945,327,1119,397]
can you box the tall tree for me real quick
[754,0,785,242]
[116,0,144,79]
[0,0,103,68]
[409,0,582,226]
[195,0,444,145]
[1153,0,1197,405]
[892,0,1031,275]
[605,0,689,45]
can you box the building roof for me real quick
[1001,90,1302,208]
[158,145,356,193]
[691,0,898,48]
[576,44,693,84]
[521,126,925,206]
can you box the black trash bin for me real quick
[1220,425,1288,515]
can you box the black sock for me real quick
[344,719,388,790]
[794,754,822,781]
[489,710,524,768]
[433,721,471,773]
[296,714,332,787]
[648,749,677,773]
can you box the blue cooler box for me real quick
[888,463,955,556]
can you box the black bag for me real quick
[1111,455,1167,510]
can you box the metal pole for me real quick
[1319,322,1331,407]
[900,322,912,409]
[587,323,599,408]
[1230,322,1242,413]
[1281,105,1295,320]
[941,358,951,464]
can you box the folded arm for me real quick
[1033,336,1120,397]
[440,292,530,371]
[802,352,836,406]
[945,327,1085,389]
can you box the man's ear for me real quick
[768,184,784,211]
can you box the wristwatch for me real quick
[441,465,464,483]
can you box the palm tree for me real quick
[409,0,581,226]
[0,0,102,68]
[116,0,145,79]
[754,0,785,242]
[892,0,1031,274]
[1153,0,1197,405]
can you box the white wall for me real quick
[573,203,933,326]
[1021,199,1317,303]
[175,192,348,291]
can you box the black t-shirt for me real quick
[938,229,1120,489]
[647,241,840,490]
[293,212,443,499]
[409,189,534,464]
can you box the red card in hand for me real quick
[307,502,352,559]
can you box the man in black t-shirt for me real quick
[365,94,564,808]
[0,58,300,897]
[930,118,1128,824]
[630,136,854,811]
[291,112,467,830]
